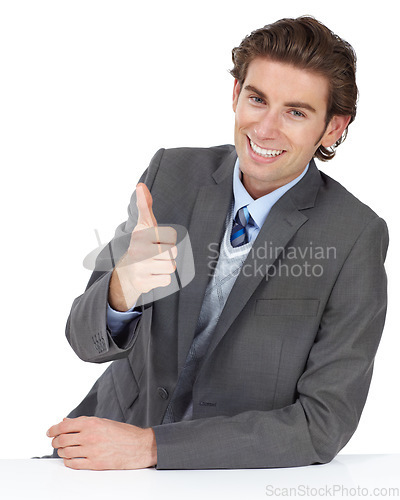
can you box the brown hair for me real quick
[230,16,358,161]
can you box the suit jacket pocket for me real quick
[255,298,320,316]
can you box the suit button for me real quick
[157,387,169,400]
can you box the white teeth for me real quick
[250,139,284,158]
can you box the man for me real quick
[47,16,388,470]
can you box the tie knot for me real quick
[231,205,251,247]
[235,206,250,227]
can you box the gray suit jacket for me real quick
[65,145,388,469]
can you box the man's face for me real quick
[232,57,349,199]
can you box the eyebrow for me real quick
[243,85,317,113]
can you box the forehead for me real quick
[243,57,330,109]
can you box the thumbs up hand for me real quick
[109,183,178,311]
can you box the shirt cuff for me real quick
[107,302,142,336]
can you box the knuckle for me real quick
[86,417,98,428]
[90,460,104,471]
[63,458,76,469]
[57,435,67,447]
[63,447,74,458]
[85,432,97,445]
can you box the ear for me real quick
[321,115,351,148]
[232,79,241,112]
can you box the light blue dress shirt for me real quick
[232,159,309,241]
[107,159,309,335]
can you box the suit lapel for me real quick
[177,150,237,371]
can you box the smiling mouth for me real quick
[249,138,285,158]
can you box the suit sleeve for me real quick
[65,148,165,363]
[152,216,389,469]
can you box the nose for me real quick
[253,109,280,140]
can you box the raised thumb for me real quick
[136,183,157,227]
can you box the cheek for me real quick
[235,103,256,129]
[287,124,321,149]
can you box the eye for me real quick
[290,109,306,118]
[250,96,265,105]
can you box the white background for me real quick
[0,0,398,459]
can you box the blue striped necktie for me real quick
[231,205,250,247]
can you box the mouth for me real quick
[249,138,285,158]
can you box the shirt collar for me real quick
[232,159,309,229]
